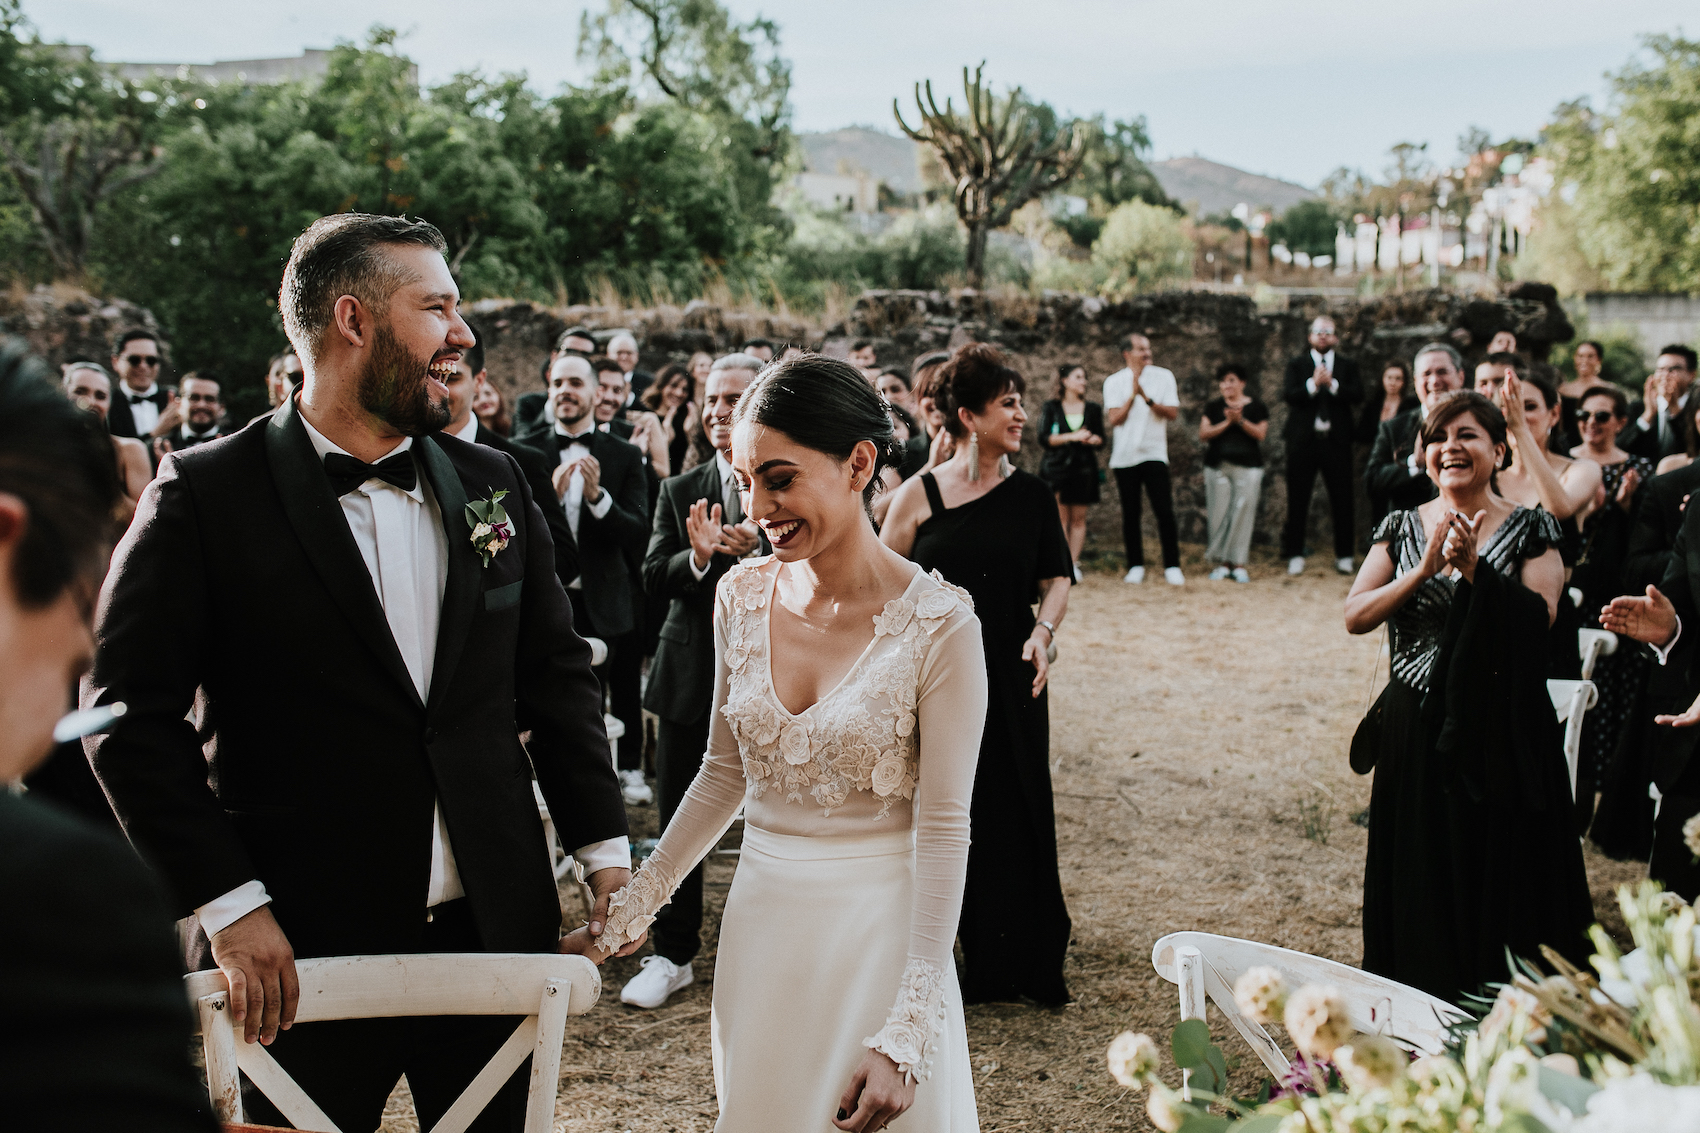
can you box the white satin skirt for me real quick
[710,825,979,1132]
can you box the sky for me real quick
[28,0,1693,187]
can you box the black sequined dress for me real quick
[1356,507,1594,1003]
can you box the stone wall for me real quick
[464,284,1572,559]
[0,284,167,374]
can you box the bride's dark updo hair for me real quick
[935,343,1026,437]
[730,352,904,507]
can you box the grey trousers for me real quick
[1203,462,1263,565]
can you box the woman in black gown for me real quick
[881,343,1075,1005]
[1345,391,1593,1004]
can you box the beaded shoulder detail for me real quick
[716,561,971,818]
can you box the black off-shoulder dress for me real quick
[1356,506,1594,1004]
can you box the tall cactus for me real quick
[895,63,1085,287]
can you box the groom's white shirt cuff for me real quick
[1651,616,1684,665]
[195,834,635,940]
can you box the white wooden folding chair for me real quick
[1151,931,1465,1080]
[1547,679,1598,801]
[1578,628,1617,681]
[185,952,600,1133]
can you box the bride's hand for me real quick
[834,1050,914,1132]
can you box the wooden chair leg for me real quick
[525,979,571,1133]
[1176,946,1205,1100]
[199,992,242,1124]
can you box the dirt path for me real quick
[382,545,1644,1132]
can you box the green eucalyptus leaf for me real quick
[1172,1019,1214,1070]
[1229,1116,1286,1133]
[1536,1064,1600,1116]
[1175,1115,1232,1133]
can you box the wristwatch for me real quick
[1036,619,1057,639]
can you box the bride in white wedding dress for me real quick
[577,355,987,1131]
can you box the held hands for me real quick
[833,1050,914,1132]
[559,866,646,965]
[1600,584,1678,648]
[209,906,299,1045]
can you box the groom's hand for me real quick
[584,866,631,940]
[209,906,299,1046]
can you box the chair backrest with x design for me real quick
[184,952,600,1133]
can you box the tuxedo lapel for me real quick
[417,435,481,711]
[264,399,423,709]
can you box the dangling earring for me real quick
[967,431,981,481]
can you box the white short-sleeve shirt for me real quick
[1103,365,1179,467]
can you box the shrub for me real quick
[1090,199,1193,297]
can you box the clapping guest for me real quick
[1281,316,1362,576]
[1356,361,1415,443]
[1365,343,1467,517]
[1623,346,1697,464]
[62,362,151,524]
[607,331,654,406]
[881,342,1075,1006]
[1555,340,1605,451]
[1038,363,1105,582]
[1199,363,1270,583]
[152,371,226,459]
[1346,390,1591,1002]
[1105,333,1183,585]
[106,328,176,442]
[0,339,214,1132]
[642,363,699,477]
[471,377,510,437]
[1654,397,1700,476]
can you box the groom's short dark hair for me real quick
[0,338,122,607]
[279,213,447,361]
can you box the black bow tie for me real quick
[555,431,592,451]
[323,451,417,497]
[128,391,161,405]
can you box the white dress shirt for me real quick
[1305,349,1336,435]
[449,414,480,442]
[553,419,613,589]
[196,415,629,938]
[124,381,163,436]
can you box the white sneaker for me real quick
[1124,566,1145,584]
[1335,556,1355,575]
[618,769,653,806]
[1287,556,1305,576]
[1208,566,1230,581]
[1072,563,1083,584]
[1164,567,1185,586]
[1231,567,1251,584]
[620,955,693,1009]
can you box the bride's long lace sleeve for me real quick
[862,609,987,1082]
[596,599,748,954]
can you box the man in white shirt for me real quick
[1103,333,1183,584]
[87,213,636,1131]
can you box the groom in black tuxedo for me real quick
[86,213,637,1131]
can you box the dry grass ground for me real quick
[381,543,1645,1133]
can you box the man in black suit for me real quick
[622,352,766,1009]
[607,330,653,407]
[593,354,637,441]
[1281,316,1363,575]
[0,338,213,1131]
[151,371,226,460]
[1625,460,1700,594]
[106,327,178,442]
[85,214,636,1132]
[1622,345,1698,464]
[518,352,652,803]
[1601,499,1700,901]
[1365,342,1467,522]
[439,330,579,587]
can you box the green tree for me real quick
[1544,34,1700,292]
[1090,198,1192,297]
[1075,114,1171,210]
[1267,199,1340,257]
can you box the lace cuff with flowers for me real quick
[594,861,678,955]
[862,958,948,1083]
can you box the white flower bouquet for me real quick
[1105,882,1700,1132]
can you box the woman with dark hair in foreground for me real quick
[881,342,1075,1008]
[589,354,987,1131]
[1345,391,1592,1004]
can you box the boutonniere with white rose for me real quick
[465,489,514,568]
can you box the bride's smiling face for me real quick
[731,420,877,561]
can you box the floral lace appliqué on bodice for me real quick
[719,562,971,819]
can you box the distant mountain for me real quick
[797,127,924,196]
[1149,157,1315,217]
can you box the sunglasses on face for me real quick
[124,354,161,367]
[1576,409,1617,424]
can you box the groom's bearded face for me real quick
[357,315,452,436]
